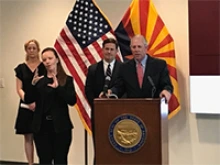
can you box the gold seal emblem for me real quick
[113,119,142,148]
[109,114,147,153]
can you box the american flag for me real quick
[54,0,123,133]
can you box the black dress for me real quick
[14,62,45,134]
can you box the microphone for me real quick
[103,76,111,95]
[147,76,156,98]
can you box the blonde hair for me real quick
[24,39,40,61]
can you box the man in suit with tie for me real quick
[107,34,173,102]
[85,38,121,164]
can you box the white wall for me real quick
[0,0,2,159]
[0,0,220,165]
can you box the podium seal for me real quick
[108,114,147,154]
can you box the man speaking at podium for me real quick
[85,38,122,163]
[103,35,173,103]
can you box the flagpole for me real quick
[85,129,88,165]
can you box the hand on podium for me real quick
[159,89,172,103]
[99,89,118,99]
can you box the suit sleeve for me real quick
[111,64,126,98]
[85,65,96,108]
[56,76,77,106]
[159,61,173,93]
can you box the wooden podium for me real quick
[93,98,168,165]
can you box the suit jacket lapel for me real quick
[111,61,119,83]
[97,61,105,85]
[142,55,153,88]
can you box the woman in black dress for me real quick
[14,39,45,165]
[25,47,77,165]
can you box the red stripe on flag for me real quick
[124,21,135,38]
[169,94,179,113]
[91,42,103,59]
[55,41,86,100]
[122,7,131,27]
[139,0,149,36]
[60,29,88,75]
[153,50,175,58]
[167,65,177,80]
[150,34,174,55]
[83,47,98,65]
[122,8,135,38]
[148,16,164,50]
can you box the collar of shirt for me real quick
[135,55,148,72]
[103,59,115,75]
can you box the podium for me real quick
[93,98,168,165]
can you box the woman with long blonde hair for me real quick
[14,39,45,165]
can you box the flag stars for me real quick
[66,0,111,47]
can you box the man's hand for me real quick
[99,89,112,98]
[32,68,44,85]
[159,90,172,103]
[48,74,58,88]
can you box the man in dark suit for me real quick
[85,38,121,164]
[107,34,173,102]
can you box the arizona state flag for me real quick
[115,0,180,118]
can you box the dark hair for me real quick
[41,47,67,86]
[102,38,118,49]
